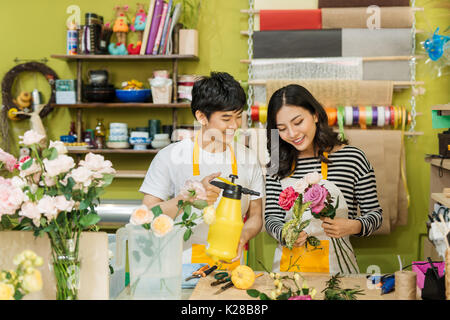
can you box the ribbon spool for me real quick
[325,107,337,127]
[395,270,417,300]
[251,105,259,122]
[250,104,268,124]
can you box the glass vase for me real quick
[50,238,81,300]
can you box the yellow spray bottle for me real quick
[206,175,260,263]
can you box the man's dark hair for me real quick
[191,72,246,120]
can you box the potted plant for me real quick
[178,0,201,56]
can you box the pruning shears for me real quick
[185,265,218,281]
[211,272,231,286]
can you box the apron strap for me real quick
[192,131,238,177]
[288,151,329,179]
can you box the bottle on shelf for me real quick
[94,118,106,149]
[68,121,77,139]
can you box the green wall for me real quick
[1,0,449,273]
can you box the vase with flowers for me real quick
[0,130,116,299]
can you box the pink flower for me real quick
[49,140,68,155]
[293,178,308,194]
[303,184,328,213]
[288,295,312,300]
[54,195,75,212]
[180,180,207,201]
[70,166,93,187]
[130,205,154,225]
[0,148,17,172]
[79,153,115,178]
[278,186,299,211]
[20,202,41,226]
[19,130,45,146]
[304,172,322,185]
[37,195,58,220]
[43,155,75,177]
[151,214,174,237]
[0,178,25,217]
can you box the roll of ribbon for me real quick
[259,104,268,124]
[377,106,385,127]
[337,106,346,139]
[385,107,391,126]
[372,106,378,126]
[352,106,359,125]
[390,106,395,127]
[251,105,259,122]
[407,111,411,126]
[395,271,417,300]
[345,106,353,126]
[359,106,366,129]
[325,107,337,126]
[365,106,373,127]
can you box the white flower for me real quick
[202,205,216,225]
[130,205,154,225]
[304,172,322,185]
[151,214,174,237]
[20,201,41,223]
[80,153,116,178]
[18,158,41,178]
[70,166,93,187]
[54,195,75,212]
[37,195,58,220]
[293,178,308,194]
[43,155,75,177]
[42,174,56,187]
[49,140,68,154]
[19,130,45,146]
[22,269,43,293]
[11,176,26,189]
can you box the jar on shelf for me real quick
[94,119,106,149]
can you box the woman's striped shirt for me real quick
[265,145,383,243]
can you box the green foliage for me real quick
[322,273,365,300]
[176,0,202,29]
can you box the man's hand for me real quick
[200,172,222,205]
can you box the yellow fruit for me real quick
[231,265,255,290]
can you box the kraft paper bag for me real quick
[0,231,109,300]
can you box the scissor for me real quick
[185,265,218,281]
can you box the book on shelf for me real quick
[152,2,169,54]
[140,0,156,55]
[165,3,182,55]
[158,0,173,55]
[145,0,164,54]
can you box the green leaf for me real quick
[247,289,260,298]
[298,219,310,231]
[21,158,33,171]
[277,292,291,300]
[35,187,44,201]
[79,200,89,211]
[102,173,114,187]
[79,213,101,228]
[192,200,208,210]
[142,223,151,230]
[183,204,192,216]
[151,205,163,217]
[259,293,271,300]
[183,228,193,241]
[13,291,24,300]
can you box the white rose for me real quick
[49,140,68,155]
[37,195,58,220]
[43,155,75,177]
[11,176,26,189]
[54,195,75,212]
[80,153,114,172]
[42,174,56,187]
[20,201,41,221]
[293,178,308,194]
[202,205,216,225]
[19,130,45,146]
[130,205,154,225]
[304,172,322,185]
[70,166,93,187]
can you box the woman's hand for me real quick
[293,231,308,247]
[320,217,362,238]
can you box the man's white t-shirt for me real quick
[139,138,265,264]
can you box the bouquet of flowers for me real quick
[0,130,116,300]
[0,250,44,300]
[279,172,357,274]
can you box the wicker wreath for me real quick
[1,62,58,120]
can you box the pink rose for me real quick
[278,186,299,211]
[180,180,207,201]
[0,148,17,172]
[130,205,154,225]
[70,166,93,187]
[37,195,58,220]
[0,178,25,217]
[288,295,312,300]
[303,184,328,213]
[20,202,41,226]
[19,130,45,146]
[80,153,115,178]
[54,195,75,212]
[43,155,75,177]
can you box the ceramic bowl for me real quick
[115,89,151,103]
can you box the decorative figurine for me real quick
[109,5,130,55]
[128,3,147,55]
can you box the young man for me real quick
[139,72,264,267]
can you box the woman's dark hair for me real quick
[191,72,246,120]
[266,84,348,179]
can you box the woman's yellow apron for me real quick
[272,156,359,274]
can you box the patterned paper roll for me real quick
[254,30,341,58]
[321,7,414,29]
[342,29,412,57]
[260,10,322,31]
[318,0,410,8]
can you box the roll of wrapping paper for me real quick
[253,30,342,58]
[395,271,417,300]
[318,0,410,8]
[321,7,413,29]
[325,107,337,126]
[259,10,322,31]
[359,106,367,129]
[342,29,412,57]
[255,0,319,10]
[363,60,411,81]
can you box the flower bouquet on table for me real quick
[0,130,116,300]
[126,179,216,299]
[0,250,44,300]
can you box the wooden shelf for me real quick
[431,193,450,208]
[68,148,160,154]
[51,103,190,109]
[115,170,147,178]
[51,54,198,61]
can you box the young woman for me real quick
[264,84,383,274]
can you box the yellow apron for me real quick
[272,153,359,274]
[190,131,241,270]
